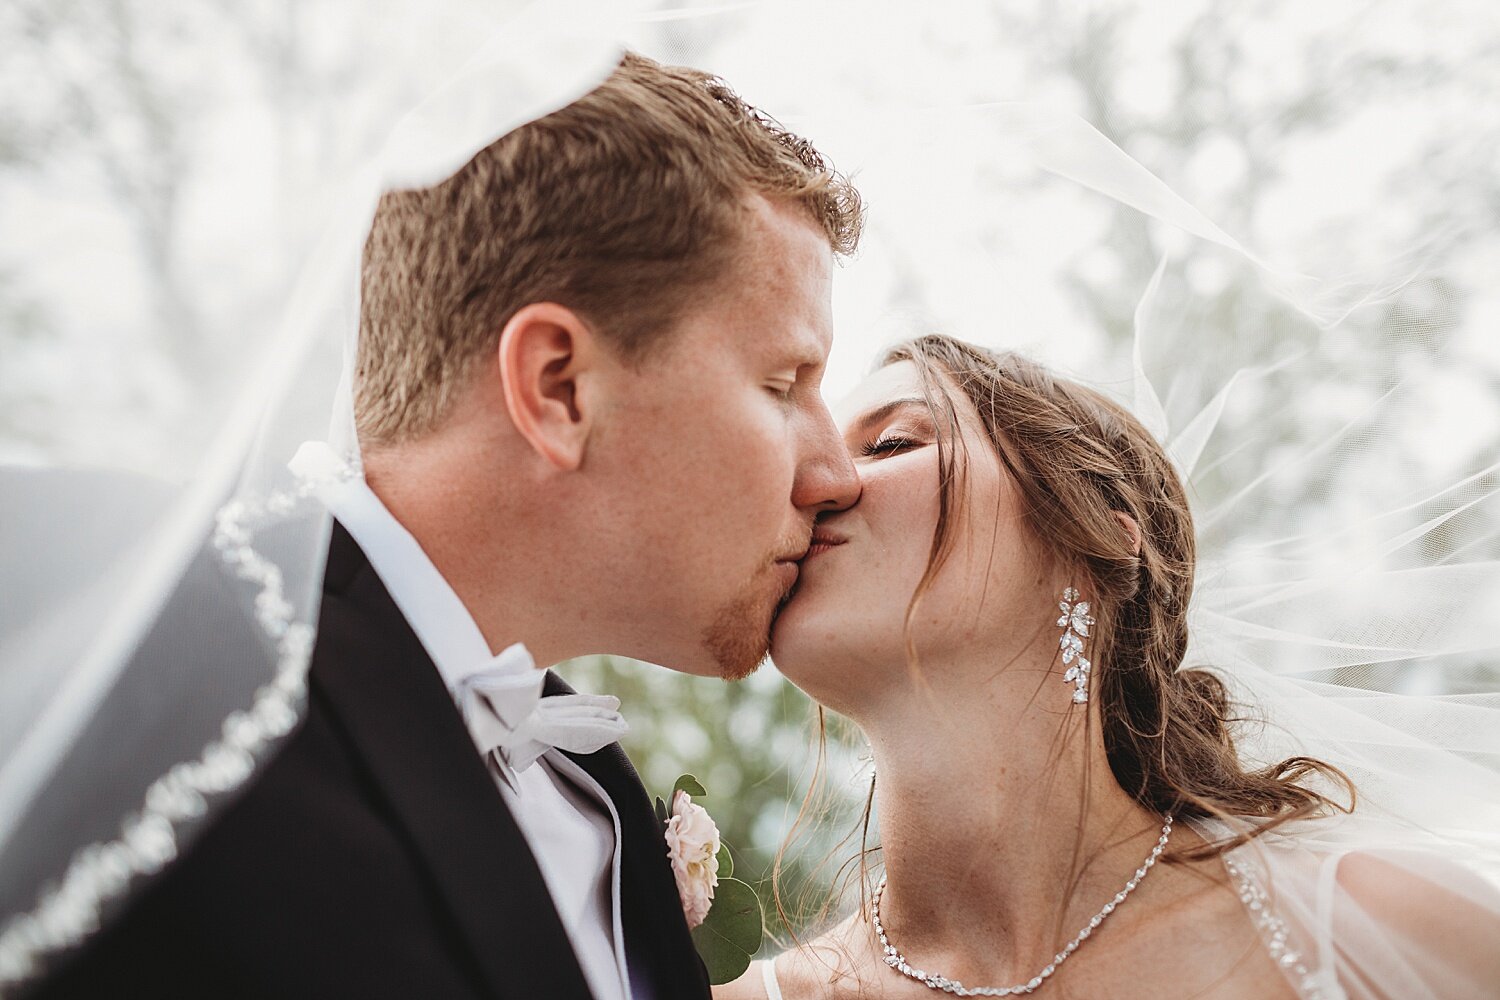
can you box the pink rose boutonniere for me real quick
[665,788,720,928]
[655,775,763,985]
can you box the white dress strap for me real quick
[759,957,785,1000]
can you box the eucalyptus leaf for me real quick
[654,796,668,827]
[715,842,733,880]
[673,773,707,800]
[690,877,763,985]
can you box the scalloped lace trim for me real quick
[0,462,350,991]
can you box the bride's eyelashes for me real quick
[860,434,924,458]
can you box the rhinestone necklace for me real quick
[871,814,1174,996]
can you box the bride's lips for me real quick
[803,529,847,561]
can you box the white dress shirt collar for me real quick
[313,467,497,695]
[301,456,640,1000]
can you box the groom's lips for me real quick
[772,539,814,589]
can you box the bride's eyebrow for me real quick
[846,397,929,437]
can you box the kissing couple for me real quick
[16,51,1500,1000]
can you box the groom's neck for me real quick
[362,431,589,669]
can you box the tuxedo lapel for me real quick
[314,523,595,1000]
[547,673,713,1000]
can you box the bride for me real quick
[722,335,1500,999]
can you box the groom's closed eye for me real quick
[765,338,830,386]
[765,373,798,400]
[766,356,828,401]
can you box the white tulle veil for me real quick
[0,2,629,986]
[1,2,1496,997]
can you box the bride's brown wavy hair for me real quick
[773,334,1353,935]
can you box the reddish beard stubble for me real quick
[703,536,806,680]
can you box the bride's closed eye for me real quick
[860,434,924,458]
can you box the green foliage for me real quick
[566,656,865,944]
[655,773,770,984]
[690,878,763,985]
[672,774,707,800]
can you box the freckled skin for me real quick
[364,195,861,680]
[772,360,1054,710]
[587,196,862,678]
[747,362,1305,1000]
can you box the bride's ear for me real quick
[1113,510,1143,556]
[496,302,599,470]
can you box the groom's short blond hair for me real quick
[355,52,863,445]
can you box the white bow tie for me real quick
[455,643,628,774]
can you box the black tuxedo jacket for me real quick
[34,522,712,1000]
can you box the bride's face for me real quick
[771,360,1058,711]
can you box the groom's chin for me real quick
[704,623,771,682]
[701,585,782,682]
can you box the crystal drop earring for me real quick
[1057,586,1095,704]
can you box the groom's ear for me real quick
[496,303,600,471]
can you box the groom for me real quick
[34,53,862,1000]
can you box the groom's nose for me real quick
[792,407,861,512]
